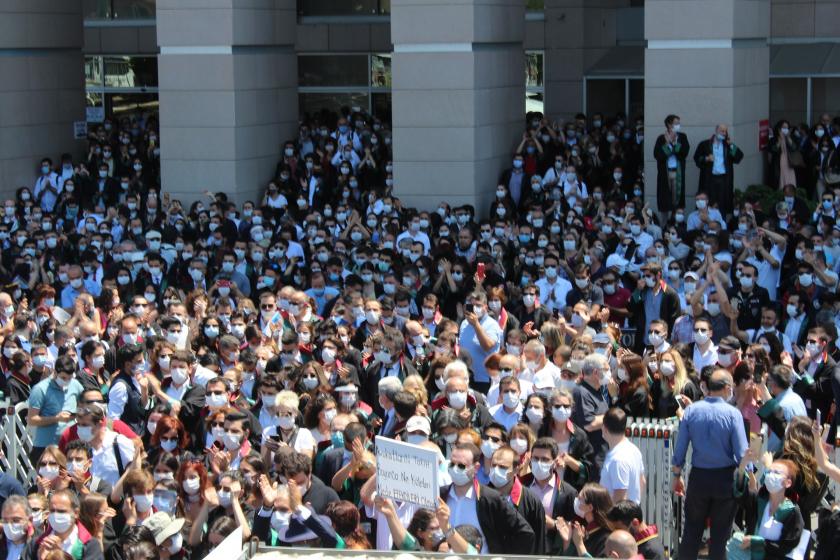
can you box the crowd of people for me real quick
[1,107,840,560]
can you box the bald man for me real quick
[693,123,744,217]
[672,369,747,560]
[604,530,640,559]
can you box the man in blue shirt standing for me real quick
[458,291,502,394]
[26,356,84,464]
[671,369,747,560]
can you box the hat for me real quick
[142,512,185,546]
[718,336,742,351]
[684,271,699,280]
[606,254,629,270]
[592,332,611,345]
[406,415,431,436]
[562,360,582,375]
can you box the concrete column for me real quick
[391,0,525,213]
[643,0,770,211]
[0,2,85,199]
[157,0,298,204]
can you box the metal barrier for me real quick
[0,399,37,487]
[626,417,682,557]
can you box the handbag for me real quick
[726,531,752,560]
[788,149,805,168]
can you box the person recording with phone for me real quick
[458,291,503,394]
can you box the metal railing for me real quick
[0,399,37,487]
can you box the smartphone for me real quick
[817,409,822,428]
[464,303,475,314]
[476,263,486,280]
[674,395,684,409]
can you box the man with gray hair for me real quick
[377,376,403,437]
[572,353,610,468]
[523,339,561,392]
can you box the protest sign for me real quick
[375,437,439,508]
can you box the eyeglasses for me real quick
[485,436,502,443]
[261,304,275,310]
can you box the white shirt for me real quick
[92,431,135,486]
[533,361,562,390]
[395,230,431,254]
[693,342,719,370]
[447,485,487,553]
[60,525,79,555]
[192,365,217,388]
[487,378,534,406]
[600,438,645,504]
[364,500,419,551]
[261,425,316,454]
[536,277,573,313]
[165,381,190,402]
[748,243,784,300]
[107,375,140,421]
[784,314,806,349]
[489,403,523,431]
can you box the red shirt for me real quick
[58,419,139,453]
[604,286,632,323]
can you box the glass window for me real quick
[526,52,544,89]
[371,54,391,89]
[85,57,103,89]
[111,0,156,19]
[107,92,159,118]
[298,0,389,16]
[299,92,370,119]
[586,79,626,116]
[298,55,369,88]
[83,0,155,19]
[628,79,644,120]
[769,78,807,128]
[525,91,544,114]
[103,56,158,89]
[372,92,392,123]
[811,78,840,125]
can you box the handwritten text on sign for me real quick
[375,437,439,509]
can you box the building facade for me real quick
[2,0,839,212]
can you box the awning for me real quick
[585,46,644,78]
[770,43,840,77]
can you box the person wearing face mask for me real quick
[443,443,535,554]
[106,344,150,436]
[458,291,503,394]
[360,329,417,410]
[766,119,800,190]
[188,470,252,548]
[27,355,84,465]
[261,391,317,460]
[571,354,611,471]
[724,263,770,333]
[654,114,690,220]
[693,124,744,218]
[0,495,33,560]
[24,489,103,560]
[141,511,186,560]
[732,455,804,560]
[672,370,748,560]
[487,445,546,554]
[628,263,680,352]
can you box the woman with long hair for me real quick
[302,392,338,445]
[615,353,651,418]
[654,348,701,418]
[776,416,828,529]
[566,482,613,558]
[538,388,595,490]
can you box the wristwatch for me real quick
[671,468,682,478]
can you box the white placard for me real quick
[204,526,242,560]
[375,436,439,508]
[73,121,88,139]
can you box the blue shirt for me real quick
[305,286,340,316]
[673,396,747,469]
[767,388,808,452]
[459,315,502,383]
[60,279,102,308]
[28,376,84,447]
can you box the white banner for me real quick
[375,437,439,509]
